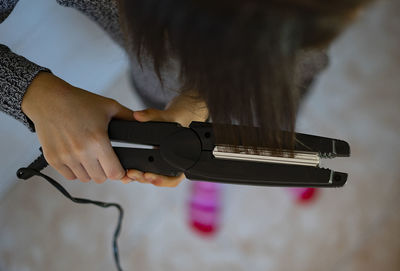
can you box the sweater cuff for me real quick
[0,45,51,132]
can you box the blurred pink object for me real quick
[188,181,221,236]
[287,187,319,204]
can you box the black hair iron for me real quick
[16,120,350,271]
[108,120,350,187]
[18,119,350,187]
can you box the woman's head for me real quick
[118,0,371,150]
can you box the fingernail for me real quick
[151,179,161,185]
[121,177,131,184]
[128,172,141,179]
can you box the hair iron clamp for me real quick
[108,120,350,187]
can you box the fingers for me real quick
[80,158,107,184]
[144,172,185,187]
[111,100,136,121]
[68,163,91,183]
[43,133,125,184]
[127,108,186,187]
[126,169,185,187]
[42,148,92,183]
[55,164,77,181]
[125,169,145,183]
[121,175,132,184]
[133,108,167,122]
[97,138,126,181]
[146,172,185,187]
[76,133,125,183]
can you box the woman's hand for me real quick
[22,72,134,183]
[122,91,209,187]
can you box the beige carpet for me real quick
[1,0,399,270]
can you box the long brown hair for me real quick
[118,0,371,151]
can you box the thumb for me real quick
[133,108,166,122]
[111,102,135,121]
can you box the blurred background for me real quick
[0,0,399,270]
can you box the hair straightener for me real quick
[18,119,350,186]
[16,120,350,271]
[109,120,350,187]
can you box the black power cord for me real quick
[17,152,124,271]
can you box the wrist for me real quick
[21,72,70,123]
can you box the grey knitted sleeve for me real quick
[1,0,50,132]
[0,44,50,132]
[0,0,18,23]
